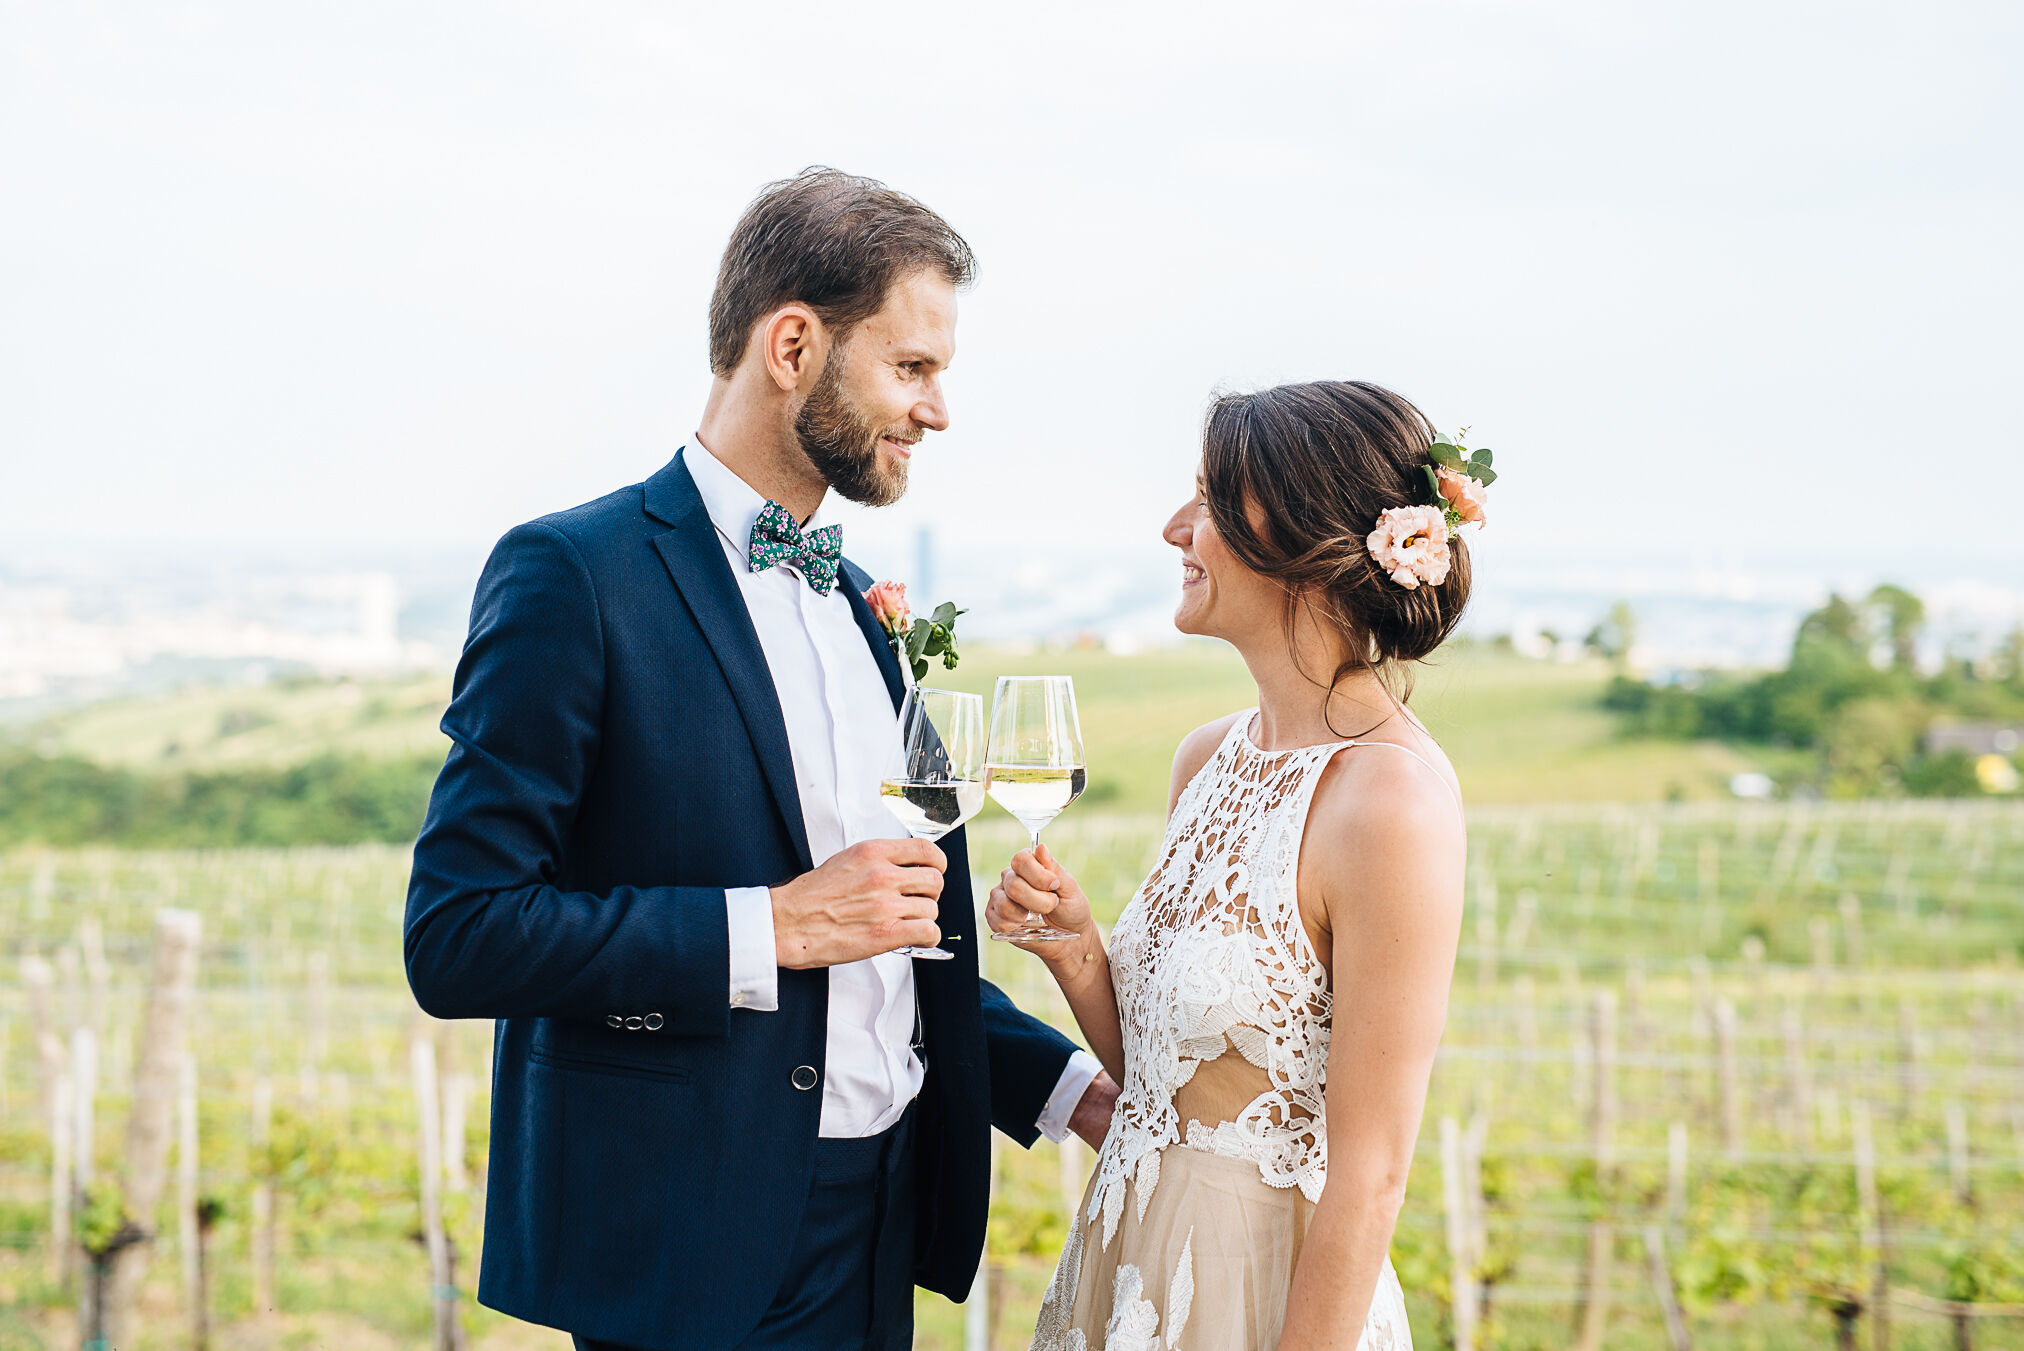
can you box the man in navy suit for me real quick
[404,167,1118,1350]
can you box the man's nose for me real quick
[914,378,950,432]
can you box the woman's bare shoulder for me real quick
[1303,723,1466,922]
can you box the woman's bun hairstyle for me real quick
[1200,380,1472,699]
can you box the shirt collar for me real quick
[683,425,833,556]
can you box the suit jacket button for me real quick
[624,1015,644,1031]
[791,1065,819,1091]
[643,1013,664,1031]
[606,1014,624,1028]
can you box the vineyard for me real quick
[3,800,2022,1350]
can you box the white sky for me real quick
[3,1,2021,591]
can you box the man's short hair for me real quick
[707,167,976,377]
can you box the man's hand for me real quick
[1068,1070,1120,1150]
[771,838,947,968]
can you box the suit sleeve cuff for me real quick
[1034,1050,1103,1142]
[725,886,779,1011]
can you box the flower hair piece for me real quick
[1366,431,1495,589]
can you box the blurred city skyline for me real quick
[3,1,2020,693]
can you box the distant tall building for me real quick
[915,525,935,601]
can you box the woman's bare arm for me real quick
[1277,750,1465,1351]
[984,713,1241,1086]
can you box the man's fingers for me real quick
[905,920,942,949]
[881,837,948,871]
[894,865,945,899]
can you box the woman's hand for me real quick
[986,843,1097,972]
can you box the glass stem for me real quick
[1028,828,1046,928]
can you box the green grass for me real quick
[14,674,454,772]
[12,644,1782,812]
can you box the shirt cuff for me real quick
[724,886,779,1012]
[1034,1050,1103,1143]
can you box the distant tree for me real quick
[1794,593,1868,661]
[1599,584,2024,798]
[1584,601,1638,667]
[1866,584,1925,670]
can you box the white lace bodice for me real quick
[1090,712,1356,1243]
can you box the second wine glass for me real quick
[879,686,988,961]
[986,675,1087,944]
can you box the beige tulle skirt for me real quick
[1030,1145,1412,1351]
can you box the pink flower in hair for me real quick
[1366,505,1452,589]
[1435,467,1488,527]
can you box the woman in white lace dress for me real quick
[988,381,1479,1351]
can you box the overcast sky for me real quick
[4,1,2021,594]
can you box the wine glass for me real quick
[985,675,1087,943]
[879,686,988,961]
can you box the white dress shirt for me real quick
[684,434,1099,1140]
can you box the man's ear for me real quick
[758,305,823,394]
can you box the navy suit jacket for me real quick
[404,451,1077,1349]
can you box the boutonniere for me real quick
[864,581,965,685]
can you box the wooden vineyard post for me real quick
[1944,1102,1971,1205]
[1784,1000,1815,1150]
[411,1036,465,1351]
[1575,990,1616,1351]
[1839,894,1866,970]
[1712,998,1742,1159]
[1899,1001,1922,1122]
[438,1024,471,1194]
[178,1049,209,1351]
[21,956,73,1288]
[1513,974,1538,1063]
[250,1075,275,1315]
[1853,1103,1889,1351]
[1642,1225,1694,1351]
[98,908,202,1346]
[1441,1116,1479,1351]
[72,1025,98,1202]
[1666,1122,1689,1228]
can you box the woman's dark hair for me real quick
[1200,380,1472,705]
[707,167,976,376]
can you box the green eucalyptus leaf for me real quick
[1429,442,1465,469]
[1471,465,1498,486]
[906,624,931,661]
[911,657,930,682]
[930,601,960,625]
[1422,465,1444,503]
[923,631,947,657]
[1471,447,1494,468]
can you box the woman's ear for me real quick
[759,305,822,393]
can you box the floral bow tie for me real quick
[747,500,844,596]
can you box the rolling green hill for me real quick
[9,643,1772,814]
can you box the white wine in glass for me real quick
[986,675,1086,944]
[879,685,988,961]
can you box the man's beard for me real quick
[793,347,912,508]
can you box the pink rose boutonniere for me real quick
[864,580,965,685]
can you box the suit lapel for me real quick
[645,452,814,873]
[839,560,907,714]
